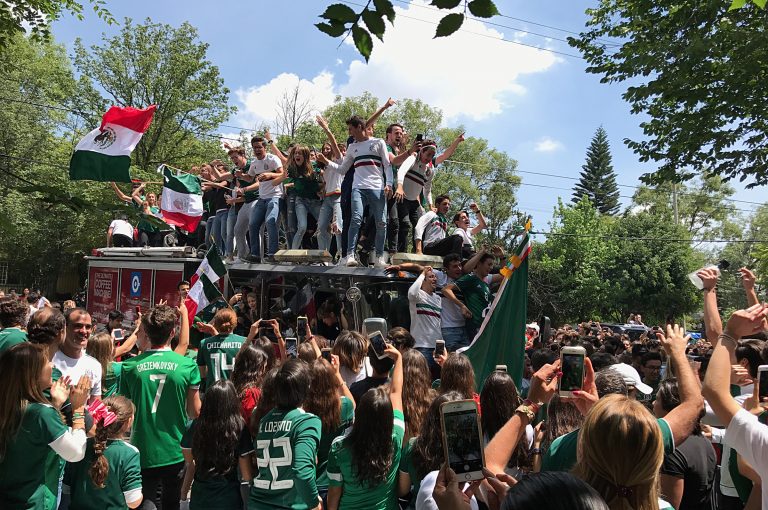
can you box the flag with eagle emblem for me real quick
[159,165,203,232]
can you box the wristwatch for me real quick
[267,139,274,145]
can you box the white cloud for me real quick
[534,137,564,152]
[231,0,560,126]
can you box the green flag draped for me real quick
[464,258,528,391]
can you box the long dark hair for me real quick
[480,371,529,469]
[439,353,476,399]
[251,367,278,436]
[540,395,583,455]
[345,385,394,487]
[411,391,464,480]
[304,359,342,433]
[90,396,134,487]
[231,344,268,398]
[402,349,436,439]
[656,378,702,435]
[192,380,244,477]
[0,343,51,459]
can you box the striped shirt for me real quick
[408,273,442,349]
[415,211,448,246]
[398,157,435,203]
[326,138,393,190]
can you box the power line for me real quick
[526,230,768,244]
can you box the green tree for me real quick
[572,126,620,215]
[73,18,235,170]
[570,1,768,187]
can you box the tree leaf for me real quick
[373,0,396,23]
[315,22,347,38]
[431,0,462,8]
[321,3,357,23]
[753,0,766,8]
[434,13,464,38]
[352,26,373,61]
[468,0,499,18]
[728,0,747,9]
[362,9,386,41]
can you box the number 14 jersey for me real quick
[120,348,201,469]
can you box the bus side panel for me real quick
[154,270,184,307]
[119,268,153,324]
[86,266,119,325]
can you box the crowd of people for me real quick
[107,98,484,268]
[1,260,768,510]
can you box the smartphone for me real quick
[112,328,124,341]
[495,364,507,373]
[759,365,768,404]
[440,400,485,481]
[368,331,389,360]
[435,340,446,357]
[415,133,424,142]
[321,348,332,362]
[285,338,298,359]
[135,305,141,315]
[259,325,270,338]
[559,346,586,397]
[296,316,308,342]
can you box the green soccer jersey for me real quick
[245,407,322,510]
[196,333,246,387]
[102,361,122,398]
[541,417,675,472]
[0,327,27,354]
[0,402,68,510]
[398,436,420,501]
[119,348,201,469]
[327,409,406,510]
[65,438,142,510]
[454,274,492,331]
[181,421,242,510]
[316,396,354,490]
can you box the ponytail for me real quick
[87,396,134,488]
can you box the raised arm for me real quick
[264,128,288,166]
[699,268,723,345]
[408,272,427,301]
[365,97,395,131]
[740,268,760,307]
[131,184,146,207]
[386,344,403,412]
[470,204,487,236]
[174,302,190,356]
[462,249,486,275]
[110,182,132,203]
[114,316,142,358]
[435,133,464,166]
[316,115,342,160]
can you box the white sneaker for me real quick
[373,255,388,269]
[343,255,359,267]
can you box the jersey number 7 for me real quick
[149,374,167,414]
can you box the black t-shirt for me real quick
[316,320,341,343]
[349,376,389,405]
[660,433,716,510]
[210,187,228,212]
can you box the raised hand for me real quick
[725,303,768,339]
[50,375,72,409]
[697,268,720,291]
[740,267,756,291]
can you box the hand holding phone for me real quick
[758,365,768,405]
[434,339,446,357]
[111,328,125,341]
[368,331,389,360]
[558,346,586,397]
[440,400,485,481]
[321,348,332,362]
[285,338,298,359]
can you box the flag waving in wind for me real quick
[160,165,204,232]
[69,105,156,182]
[184,246,227,324]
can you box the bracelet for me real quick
[531,447,542,455]
[718,333,738,348]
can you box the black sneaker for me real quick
[244,255,261,263]
[263,255,276,264]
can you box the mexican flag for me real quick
[69,105,156,182]
[184,246,227,324]
[463,258,529,391]
[160,165,204,232]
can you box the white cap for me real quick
[608,363,653,395]
[527,322,540,332]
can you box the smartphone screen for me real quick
[285,338,298,359]
[435,340,445,356]
[443,406,484,478]
[297,316,308,341]
[112,328,124,341]
[560,352,585,392]
[759,367,768,402]
[321,348,332,362]
[416,133,424,142]
[369,332,388,359]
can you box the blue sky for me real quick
[52,0,765,232]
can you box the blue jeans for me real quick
[203,216,213,248]
[225,207,237,257]
[213,209,228,255]
[249,197,281,257]
[347,188,387,257]
[317,195,343,252]
[415,347,440,381]
[442,326,469,352]
[292,197,321,249]
[234,201,255,259]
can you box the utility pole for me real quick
[673,182,687,331]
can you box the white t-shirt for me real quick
[248,154,283,199]
[53,350,103,397]
[325,138,392,190]
[323,162,344,196]
[454,227,474,249]
[434,270,464,329]
[725,408,768,509]
[109,219,134,238]
[408,274,443,349]
[416,470,480,510]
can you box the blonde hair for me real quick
[573,394,663,510]
[212,308,237,334]
[86,332,114,391]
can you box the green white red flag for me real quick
[184,246,227,324]
[159,165,204,232]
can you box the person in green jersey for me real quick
[197,308,246,388]
[288,146,323,250]
[442,252,503,340]
[65,395,143,509]
[327,345,404,510]
[239,359,323,510]
[0,343,90,510]
[181,380,244,510]
[120,305,201,510]
[303,356,357,506]
[0,296,29,353]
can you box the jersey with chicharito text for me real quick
[196,332,246,387]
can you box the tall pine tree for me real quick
[572,127,620,215]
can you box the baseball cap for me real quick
[527,322,540,332]
[608,363,653,395]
